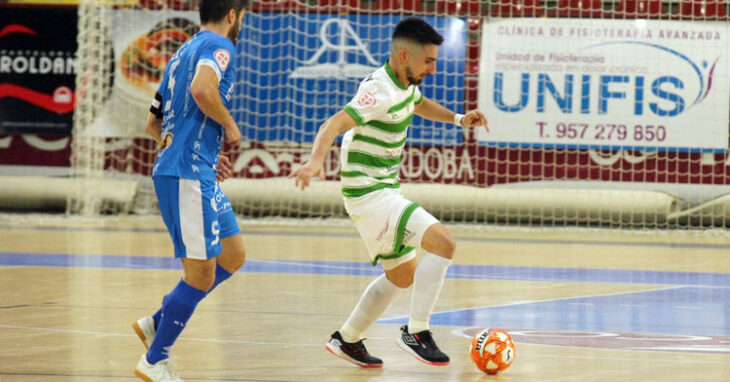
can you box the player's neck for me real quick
[387,58,411,88]
[200,23,230,39]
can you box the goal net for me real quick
[68,0,730,229]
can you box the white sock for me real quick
[408,252,452,333]
[340,274,401,343]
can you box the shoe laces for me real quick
[415,331,438,349]
[346,339,368,355]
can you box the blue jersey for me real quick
[150,30,236,180]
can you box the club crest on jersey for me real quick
[358,92,376,108]
[386,148,401,157]
[214,49,230,71]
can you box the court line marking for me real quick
[0,372,139,380]
[0,302,351,319]
[630,345,730,353]
[0,304,29,310]
[451,329,730,363]
[0,324,321,348]
[252,258,381,273]
[529,347,730,362]
[0,371,297,382]
[1,223,729,250]
[259,259,728,288]
[3,323,727,367]
[3,253,730,287]
[0,323,457,354]
[378,285,685,325]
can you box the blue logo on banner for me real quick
[492,41,720,118]
[236,14,466,145]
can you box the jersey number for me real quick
[210,221,220,246]
[164,60,181,113]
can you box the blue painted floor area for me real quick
[0,252,382,277]
[2,252,730,287]
[379,286,730,336]
[447,263,730,287]
[2,251,730,336]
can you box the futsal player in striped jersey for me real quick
[131,1,249,380]
[292,17,488,368]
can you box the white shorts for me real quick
[344,188,439,270]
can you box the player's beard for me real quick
[227,13,241,44]
[406,66,426,86]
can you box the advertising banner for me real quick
[84,9,201,137]
[238,13,466,145]
[477,18,730,152]
[0,7,77,135]
[89,11,467,145]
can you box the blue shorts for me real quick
[153,176,240,259]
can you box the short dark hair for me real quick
[199,0,249,24]
[392,17,444,46]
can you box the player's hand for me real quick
[289,161,325,191]
[462,110,489,132]
[224,124,242,145]
[217,155,233,183]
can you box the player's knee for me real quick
[184,268,217,292]
[230,245,246,270]
[202,277,216,292]
[423,224,456,259]
[444,234,456,258]
[387,272,413,288]
[384,258,417,288]
[219,237,246,272]
[437,229,456,259]
[385,266,415,288]
[186,275,216,292]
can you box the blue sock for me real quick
[152,264,234,329]
[211,263,234,292]
[146,280,206,364]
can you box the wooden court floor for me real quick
[1,215,729,381]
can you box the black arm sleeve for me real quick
[150,92,163,119]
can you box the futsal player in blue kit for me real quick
[131,1,249,381]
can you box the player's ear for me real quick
[398,48,408,65]
[228,8,236,24]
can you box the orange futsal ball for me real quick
[469,328,516,375]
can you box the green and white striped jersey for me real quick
[341,61,424,198]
